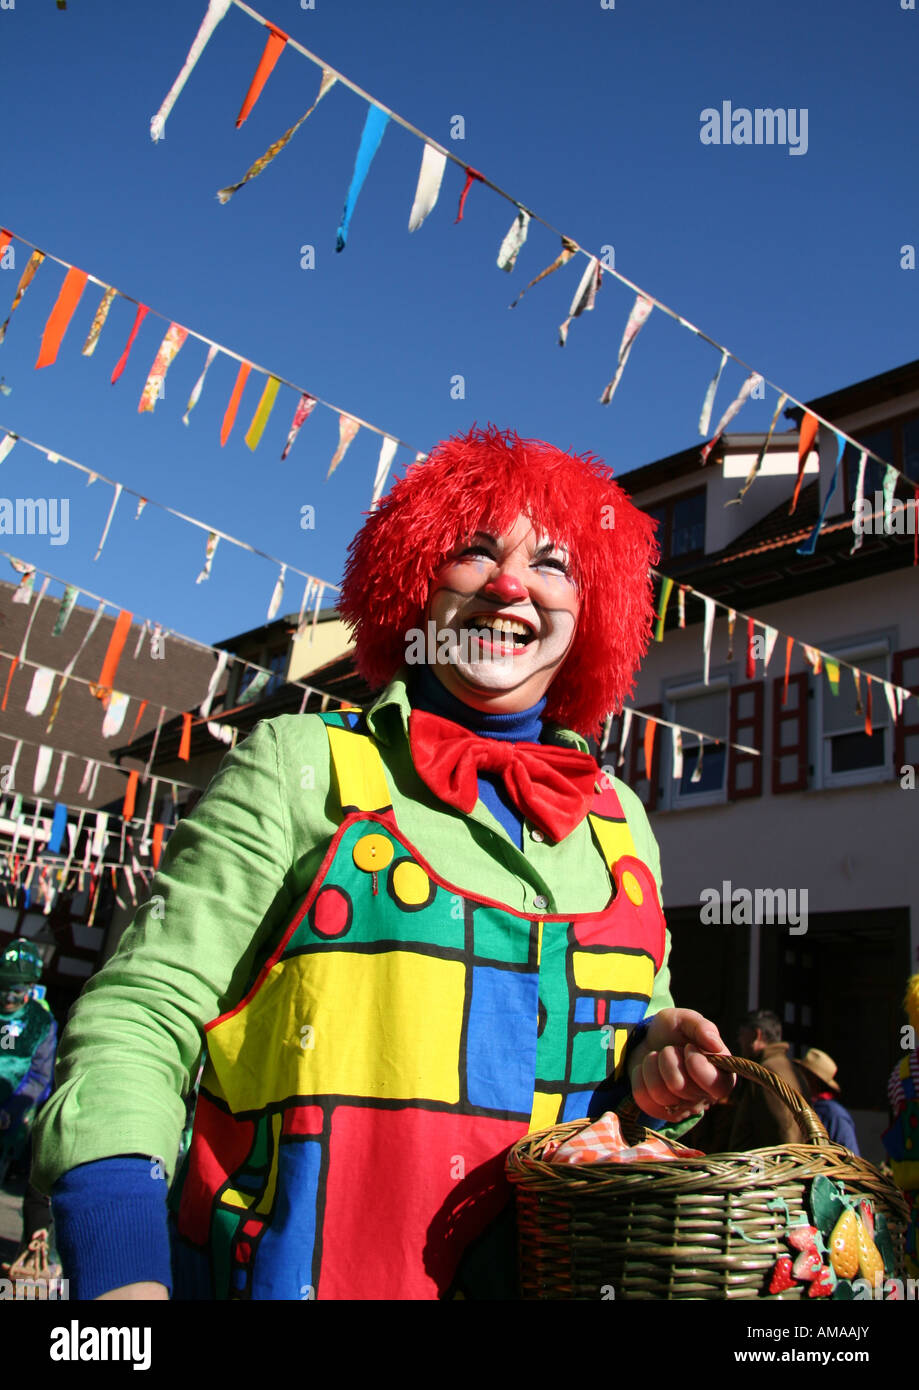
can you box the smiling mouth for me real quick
[462,616,536,649]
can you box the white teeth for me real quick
[472,617,531,637]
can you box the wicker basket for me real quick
[506,1052,910,1300]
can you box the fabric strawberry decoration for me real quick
[769,1256,795,1294]
[787,1224,819,1254]
[856,1199,875,1240]
[793,1250,822,1281]
[809,1265,835,1298]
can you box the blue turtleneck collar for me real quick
[408,663,545,744]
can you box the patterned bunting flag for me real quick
[797,433,844,556]
[496,208,530,272]
[327,415,359,478]
[244,375,281,450]
[218,67,337,204]
[35,267,88,369]
[700,372,763,464]
[139,323,188,412]
[336,105,390,252]
[849,449,868,555]
[600,294,653,405]
[789,411,819,514]
[236,22,288,128]
[510,238,578,308]
[196,531,220,583]
[221,361,251,445]
[677,585,686,628]
[865,676,873,737]
[671,727,684,781]
[731,392,789,504]
[825,659,840,695]
[882,465,898,533]
[454,167,484,224]
[238,669,270,705]
[183,344,218,423]
[408,144,448,233]
[151,0,234,141]
[82,286,117,356]
[281,392,317,460]
[0,249,45,345]
[698,349,728,436]
[559,257,601,346]
[111,304,149,384]
[726,609,736,660]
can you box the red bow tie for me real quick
[408,709,598,843]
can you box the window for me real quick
[844,412,919,511]
[235,647,289,703]
[644,489,706,563]
[819,646,890,788]
[666,682,729,808]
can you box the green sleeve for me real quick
[32,719,314,1193]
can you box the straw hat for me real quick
[797,1047,841,1093]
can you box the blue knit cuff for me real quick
[52,1156,172,1300]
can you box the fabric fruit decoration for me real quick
[787,1224,819,1255]
[769,1256,794,1294]
[856,1199,875,1239]
[809,1265,835,1298]
[828,1209,859,1279]
[856,1216,884,1283]
[793,1250,822,1281]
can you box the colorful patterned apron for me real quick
[882,1054,919,1276]
[173,710,666,1300]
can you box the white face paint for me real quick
[424,513,580,713]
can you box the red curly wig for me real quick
[339,425,659,738]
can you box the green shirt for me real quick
[32,673,674,1193]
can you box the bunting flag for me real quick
[133,621,149,658]
[825,659,840,695]
[221,361,251,445]
[677,585,686,628]
[654,576,674,642]
[139,323,188,412]
[370,436,398,510]
[236,22,288,128]
[47,803,68,856]
[266,564,286,621]
[150,0,234,142]
[884,680,899,725]
[454,167,484,224]
[151,822,165,868]
[600,294,653,405]
[558,257,601,346]
[802,645,823,677]
[238,669,270,705]
[47,600,106,733]
[296,577,316,636]
[183,343,218,423]
[690,743,704,784]
[671,726,684,781]
[0,432,17,465]
[82,285,117,357]
[96,609,133,702]
[496,208,530,272]
[852,669,863,717]
[882,465,899,533]
[33,748,52,795]
[195,530,220,584]
[281,392,317,460]
[700,372,763,464]
[178,712,192,761]
[731,392,789,504]
[102,692,130,738]
[53,752,69,797]
[199,648,229,718]
[643,718,656,782]
[111,304,149,384]
[510,237,578,308]
[702,596,715,686]
[327,414,359,477]
[311,582,326,639]
[94,482,123,561]
[789,411,820,514]
[0,229,10,260]
[144,708,166,780]
[16,575,49,664]
[35,266,88,369]
[135,497,148,520]
[407,143,448,233]
[865,676,873,737]
[52,585,79,636]
[797,432,844,557]
[130,698,148,738]
[218,67,337,203]
[849,449,868,555]
[746,618,756,680]
[762,625,779,673]
[0,249,44,345]
[698,349,728,436]
[244,375,281,450]
[11,568,34,604]
[336,105,390,252]
[726,609,736,660]
[25,668,55,716]
[782,635,793,706]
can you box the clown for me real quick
[34,427,732,1301]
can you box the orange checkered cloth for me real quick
[544,1111,703,1165]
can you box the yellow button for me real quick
[621,870,643,906]
[352,834,394,872]
[392,859,432,907]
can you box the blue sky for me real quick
[0,0,916,649]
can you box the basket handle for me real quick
[701,1051,830,1145]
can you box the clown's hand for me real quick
[628,1009,734,1122]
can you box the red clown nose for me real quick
[482,572,528,602]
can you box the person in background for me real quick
[0,937,60,1289]
[795,1047,860,1153]
[729,1008,809,1149]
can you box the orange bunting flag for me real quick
[35,267,88,369]
[151,822,165,868]
[236,23,288,127]
[96,610,134,700]
[643,718,656,782]
[0,229,11,260]
[221,362,251,445]
[782,635,793,706]
[112,304,149,383]
[2,656,18,712]
[123,770,139,820]
[865,676,873,737]
[130,699,149,739]
[790,412,819,515]
[179,712,192,761]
